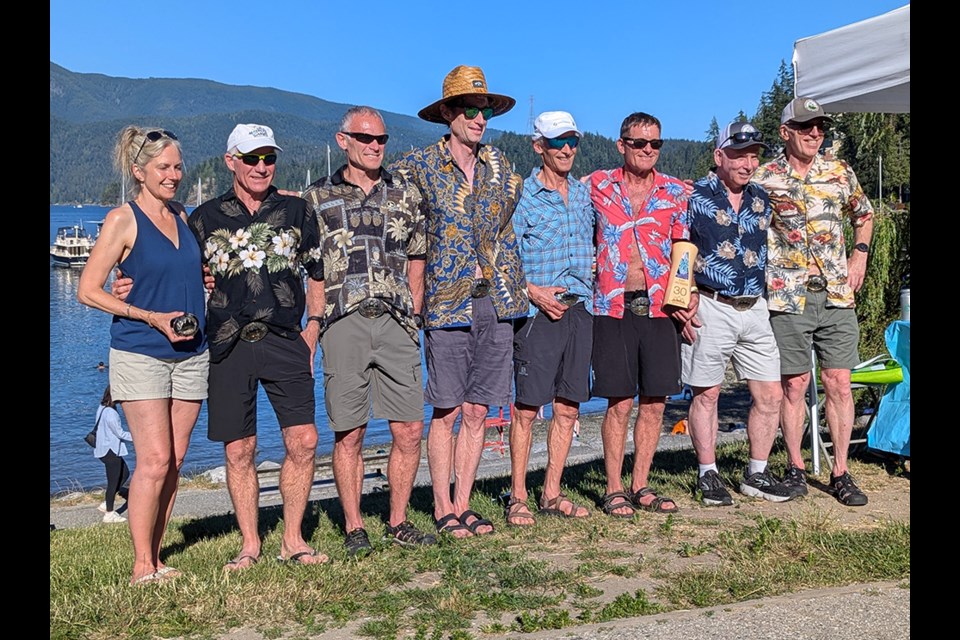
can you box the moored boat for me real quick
[50,223,95,269]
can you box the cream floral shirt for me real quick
[754,153,873,313]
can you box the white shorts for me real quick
[681,295,780,387]
[109,348,210,402]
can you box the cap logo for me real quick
[472,80,484,88]
[248,126,270,138]
[803,99,820,112]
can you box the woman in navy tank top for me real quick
[78,125,209,586]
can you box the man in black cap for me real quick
[754,97,875,507]
[677,120,794,507]
[390,65,528,538]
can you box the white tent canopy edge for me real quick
[793,4,910,114]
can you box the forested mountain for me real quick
[50,63,708,204]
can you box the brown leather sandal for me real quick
[538,492,591,518]
[504,497,536,527]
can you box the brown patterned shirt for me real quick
[302,167,426,343]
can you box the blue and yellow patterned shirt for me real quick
[389,135,528,329]
[688,172,771,298]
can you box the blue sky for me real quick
[50,1,907,141]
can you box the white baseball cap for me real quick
[533,111,581,139]
[227,123,283,153]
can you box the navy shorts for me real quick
[207,331,316,442]
[513,303,592,407]
[591,313,682,398]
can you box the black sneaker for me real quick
[385,521,437,547]
[344,527,373,557]
[830,472,868,507]
[740,469,795,503]
[697,470,733,507]
[781,464,809,497]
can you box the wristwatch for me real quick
[306,315,324,326]
[854,242,870,254]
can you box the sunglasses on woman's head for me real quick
[134,129,178,164]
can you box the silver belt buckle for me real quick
[239,321,268,343]
[556,292,580,307]
[806,275,827,292]
[628,296,650,316]
[358,298,386,319]
[471,278,491,298]
[731,297,757,312]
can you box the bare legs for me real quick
[782,369,853,477]
[332,420,423,530]
[224,422,327,570]
[121,397,200,584]
[428,402,492,537]
[600,396,667,516]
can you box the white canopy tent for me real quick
[793,4,910,113]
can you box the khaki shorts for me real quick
[109,348,209,402]
[681,295,780,387]
[320,312,424,431]
[769,290,860,375]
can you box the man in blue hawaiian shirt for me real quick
[678,120,794,507]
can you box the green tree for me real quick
[752,60,794,152]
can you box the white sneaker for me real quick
[103,511,127,523]
[98,501,107,513]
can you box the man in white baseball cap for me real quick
[505,110,594,525]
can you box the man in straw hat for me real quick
[753,97,875,507]
[586,112,689,519]
[678,120,795,507]
[390,65,528,538]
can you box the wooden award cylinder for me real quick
[664,240,698,308]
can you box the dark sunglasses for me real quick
[134,129,178,164]
[454,103,495,120]
[544,135,580,150]
[621,136,664,150]
[787,120,830,133]
[342,131,389,145]
[233,152,278,166]
[724,131,764,145]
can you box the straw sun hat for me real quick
[418,65,516,124]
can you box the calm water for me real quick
[50,204,611,494]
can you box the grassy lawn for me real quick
[50,440,910,640]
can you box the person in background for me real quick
[301,106,435,556]
[94,384,133,522]
[506,111,594,526]
[390,65,528,538]
[77,125,209,585]
[679,120,794,506]
[188,124,328,568]
[753,97,875,506]
[586,112,689,519]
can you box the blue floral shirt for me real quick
[513,168,595,317]
[688,172,771,297]
[389,135,528,329]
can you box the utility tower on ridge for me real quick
[528,96,535,134]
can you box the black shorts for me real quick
[591,314,681,398]
[207,331,316,442]
[513,303,593,407]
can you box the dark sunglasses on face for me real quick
[233,152,278,166]
[134,129,178,164]
[544,135,580,150]
[787,120,829,133]
[454,103,495,120]
[342,131,389,145]
[621,136,664,150]
[725,131,764,145]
